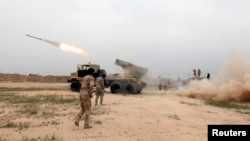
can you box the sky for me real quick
[0,0,250,79]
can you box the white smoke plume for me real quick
[176,52,250,102]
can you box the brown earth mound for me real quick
[0,73,69,83]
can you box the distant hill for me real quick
[0,73,69,83]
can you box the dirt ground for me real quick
[0,82,249,141]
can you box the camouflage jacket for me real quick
[95,76,104,89]
[81,75,95,95]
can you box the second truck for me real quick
[68,59,148,94]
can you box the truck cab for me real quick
[68,64,106,92]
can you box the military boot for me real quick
[74,120,79,127]
[74,116,80,127]
[84,125,92,129]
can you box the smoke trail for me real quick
[176,52,250,102]
[43,39,60,47]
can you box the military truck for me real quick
[67,63,107,92]
[68,59,148,94]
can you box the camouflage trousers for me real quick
[95,87,104,105]
[75,91,91,126]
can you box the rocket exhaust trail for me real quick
[26,34,87,55]
[43,39,60,48]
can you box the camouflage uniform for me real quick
[75,74,94,129]
[95,76,105,105]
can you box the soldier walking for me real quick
[74,68,95,129]
[95,74,105,105]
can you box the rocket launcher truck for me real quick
[68,59,148,94]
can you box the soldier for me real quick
[193,69,196,78]
[74,68,95,129]
[207,73,210,79]
[197,69,201,78]
[158,76,162,90]
[95,74,105,105]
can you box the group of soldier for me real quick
[193,68,201,78]
[158,77,169,91]
[158,68,212,91]
[193,68,210,79]
[74,68,105,129]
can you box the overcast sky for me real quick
[0,0,250,79]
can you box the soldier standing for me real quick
[75,68,95,129]
[197,69,201,78]
[95,74,105,105]
[207,73,210,79]
[193,69,196,78]
[158,76,162,90]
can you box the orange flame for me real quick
[59,43,87,55]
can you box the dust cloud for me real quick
[176,52,250,102]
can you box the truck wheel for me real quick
[70,81,81,92]
[110,82,122,94]
[124,82,137,94]
[136,88,142,94]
